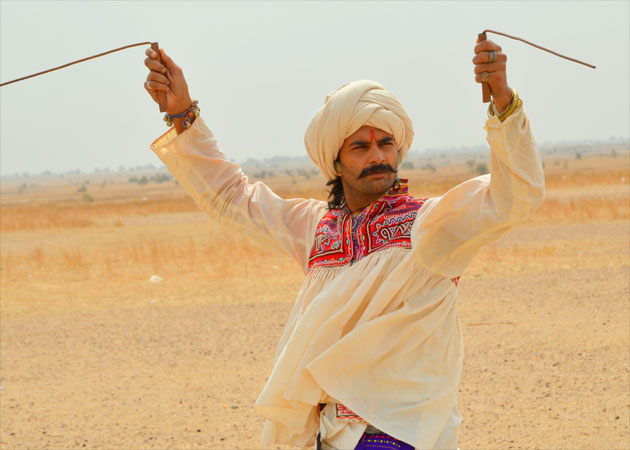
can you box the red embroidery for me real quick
[308,183,424,271]
[336,403,366,423]
[307,211,353,268]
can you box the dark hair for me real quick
[326,176,345,210]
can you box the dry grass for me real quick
[0,228,271,280]
[2,155,628,232]
[0,154,627,279]
[0,205,96,231]
[0,197,199,232]
[533,193,629,222]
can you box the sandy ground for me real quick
[1,216,628,450]
[2,155,630,450]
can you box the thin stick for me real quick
[0,41,153,87]
[151,42,167,112]
[484,29,596,69]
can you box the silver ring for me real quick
[481,72,489,83]
[488,50,496,63]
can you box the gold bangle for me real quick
[498,89,520,122]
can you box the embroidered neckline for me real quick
[343,178,410,219]
[309,180,424,271]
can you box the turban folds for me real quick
[304,80,414,181]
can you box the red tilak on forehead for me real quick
[370,129,376,142]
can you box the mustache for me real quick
[358,164,397,179]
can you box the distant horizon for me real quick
[1,135,627,179]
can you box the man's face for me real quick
[336,126,398,202]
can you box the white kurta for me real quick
[150,103,545,449]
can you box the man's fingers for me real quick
[147,71,169,85]
[474,39,502,54]
[144,80,169,93]
[473,61,507,74]
[144,56,167,73]
[472,51,507,65]
[474,71,505,84]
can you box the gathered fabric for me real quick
[304,80,414,181]
[150,102,544,449]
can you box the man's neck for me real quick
[342,179,402,214]
[345,191,388,214]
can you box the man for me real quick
[144,36,544,449]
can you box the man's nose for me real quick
[367,142,387,163]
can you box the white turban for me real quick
[304,80,414,181]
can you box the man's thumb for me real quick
[160,49,178,71]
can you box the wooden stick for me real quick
[478,32,492,103]
[478,29,596,104]
[484,29,596,69]
[0,42,152,87]
[151,42,168,112]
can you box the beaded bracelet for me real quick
[163,100,200,129]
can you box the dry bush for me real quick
[117,232,272,277]
[31,247,44,267]
[63,248,85,269]
[0,248,46,275]
[0,205,95,231]
[0,252,15,275]
[0,197,198,232]
[532,196,629,222]
[544,169,629,190]
[0,218,270,278]
[123,236,201,273]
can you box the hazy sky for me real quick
[1,1,628,175]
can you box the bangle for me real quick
[498,89,520,122]
[164,100,200,129]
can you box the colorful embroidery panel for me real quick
[308,180,425,271]
[308,211,354,268]
[336,403,366,423]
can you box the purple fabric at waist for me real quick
[354,432,414,450]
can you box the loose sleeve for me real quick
[411,103,545,278]
[150,117,327,272]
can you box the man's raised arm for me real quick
[410,37,546,279]
[143,48,327,272]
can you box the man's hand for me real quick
[473,37,513,112]
[144,47,193,125]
